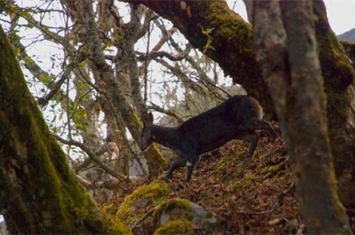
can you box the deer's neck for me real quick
[151,125,178,149]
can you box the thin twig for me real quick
[54,135,128,181]
[147,101,184,124]
[262,182,296,232]
[131,207,156,230]
[189,72,231,99]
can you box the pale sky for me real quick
[324,0,355,35]
[231,0,355,35]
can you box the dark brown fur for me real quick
[140,95,277,182]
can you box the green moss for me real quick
[132,110,143,128]
[117,180,171,226]
[152,198,218,234]
[100,208,132,235]
[153,219,194,235]
[150,143,168,168]
[22,55,36,66]
[102,202,120,216]
[263,163,285,175]
[214,152,244,180]
[314,3,354,91]
[204,0,254,78]
[208,1,252,40]
[204,211,214,219]
[154,198,193,222]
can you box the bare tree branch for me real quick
[54,135,128,181]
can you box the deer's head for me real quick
[140,112,154,151]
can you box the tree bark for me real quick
[0,25,129,234]
[312,1,355,207]
[246,0,352,233]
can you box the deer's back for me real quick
[175,95,262,152]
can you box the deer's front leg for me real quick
[164,157,187,182]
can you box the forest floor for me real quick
[109,126,355,234]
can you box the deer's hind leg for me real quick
[236,131,259,158]
[186,154,200,182]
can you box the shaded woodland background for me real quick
[0,0,355,234]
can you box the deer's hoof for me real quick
[164,175,171,182]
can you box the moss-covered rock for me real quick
[116,180,171,226]
[153,219,194,235]
[152,198,218,234]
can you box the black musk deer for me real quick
[140,95,277,182]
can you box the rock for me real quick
[153,198,219,234]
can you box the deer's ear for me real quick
[142,112,153,124]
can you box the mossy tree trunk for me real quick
[130,0,355,209]
[246,0,352,233]
[0,25,129,234]
[312,1,355,207]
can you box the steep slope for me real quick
[104,126,355,234]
